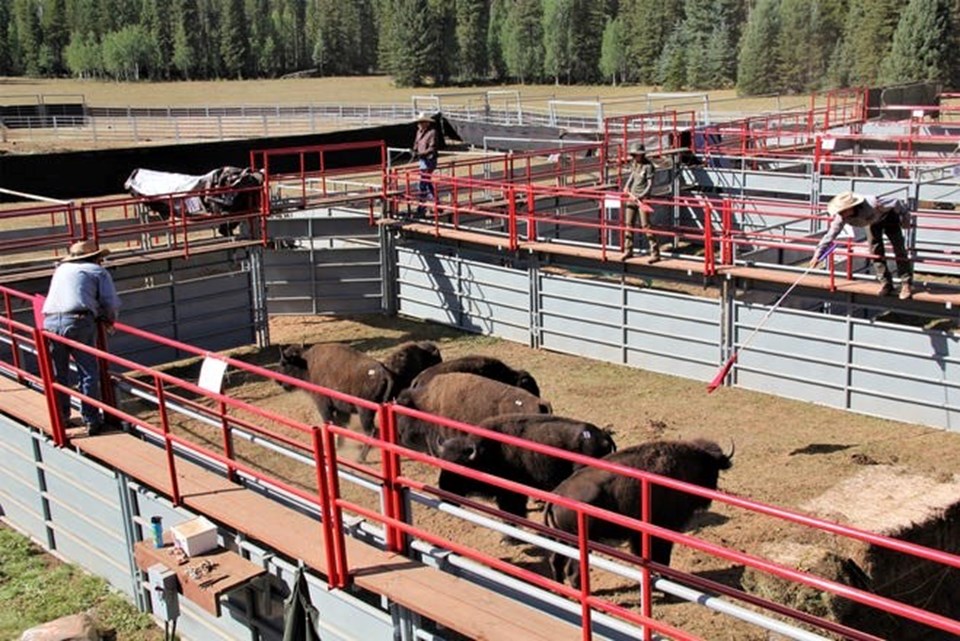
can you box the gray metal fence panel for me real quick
[0,418,46,542]
[397,245,531,342]
[848,322,960,429]
[265,212,383,315]
[624,289,720,380]
[732,303,850,407]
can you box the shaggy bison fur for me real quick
[278,341,441,461]
[546,439,733,588]
[437,414,617,520]
[411,355,541,396]
[394,373,552,455]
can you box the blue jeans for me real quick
[418,157,437,210]
[43,314,101,427]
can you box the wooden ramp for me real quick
[0,384,583,641]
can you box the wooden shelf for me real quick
[133,537,265,617]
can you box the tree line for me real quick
[0,0,958,95]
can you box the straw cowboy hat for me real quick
[628,142,646,155]
[827,191,865,216]
[415,111,434,123]
[61,240,110,262]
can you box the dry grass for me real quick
[0,76,815,118]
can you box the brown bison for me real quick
[546,439,733,588]
[394,373,552,455]
[411,355,541,396]
[278,341,441,461]
[437,414,617,521]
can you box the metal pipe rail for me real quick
[3,284,960,639]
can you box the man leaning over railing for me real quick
[810,191,913,300]
[42,240,121,435]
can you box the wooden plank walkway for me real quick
[0,384,584,641]
[401,223,960,306]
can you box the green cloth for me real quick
[282,567,321,641]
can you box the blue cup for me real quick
[150,516,163,549]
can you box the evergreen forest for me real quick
[0,0,958,95]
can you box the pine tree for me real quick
[777,0,823,93]
[379,0,438,87]
[657,25,686,90]
[569,0,603,83]
[220,0,248,78]
[543,0,573,84]
[704,19,736,89]
[246,0,274,76]
[172,0,200,78]
[599,16,627,85]
[0,0,9,74]
[736,0,780,95]
[502,0,543,83]
[42,0,69,74]
[834,0,900,86]
[487,0,507,79]
[880,0,952,85]
[140,0,173,79]
[455,0,487,81]
[13,0,41,75]
[428,0,456,84]
[620,0,682,84]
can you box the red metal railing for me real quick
[4,284,960,639]
[250,141,387,224]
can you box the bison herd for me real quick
[277,341,734,585]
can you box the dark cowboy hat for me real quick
[628,142,646,155]
[61,240,110,262]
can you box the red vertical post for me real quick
[507,186,518,252]
[311,426,340,588]
[299,151,307,207]
[154,378,181,505]
[321,425,349,588]
[32,296,65,447]
[640,476,653,641]
[380,404,400,552]
[96,323,116,413]
[576,510,593,641]
[721,198,733,266]
[703,203,715,276]
[525,185,535,243]
[220,400,236,483]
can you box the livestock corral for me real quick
[3,82,960,641]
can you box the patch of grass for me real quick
[0,525,162,641]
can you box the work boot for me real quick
[878,280,894,297]
[649,247,662,264]
[899,282,913,300]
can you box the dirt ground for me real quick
[154,312,960,641]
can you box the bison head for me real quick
[579,426,617,459]
[691,438,735,471]
[277,344,308,390]
[382,341,443,393]
[515,369,541,397]
[438,436,485,465]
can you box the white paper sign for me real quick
[198,356,228,394]
[604,197,621,209]
[820,137,836,151]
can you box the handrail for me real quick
[3,284,960,638]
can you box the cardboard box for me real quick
[171,517,218,557]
